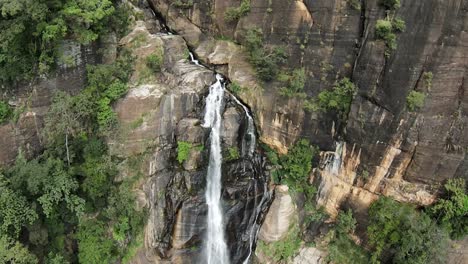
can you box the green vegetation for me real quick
[375,19,397,52]
[229,82,246,94]
[225,0,251,22]
[423,71,433,88]
[0,6,146,260]
[305,77,357,118]
[375,1,405,56]
[257,224,302,262]
[0,235,38,264]
[380,0,401,10]
[146,53,163,72]
[327,210,370,264]
[0,101,11,124]
[265,139,321,230]
[392,18,406,32]
[177,141,192,164]
[406,91,426,111]
[244,28,287,81]
[226,146,240,161]
[348,0,362,10]
[0,0,131,85]
[279,68,307,98]
[173,0,194,9]
[429,178,468,239]
[368,197,448,264]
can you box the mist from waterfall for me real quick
[202,74,230,264]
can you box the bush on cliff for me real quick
[381,0,401,10]
[279,68,307,98]
[368,197,448,264]
[244,28,287,81]
[429,178,468,239]
[224,0,251,22]
[406,91,425,111]
[0,101,11,124]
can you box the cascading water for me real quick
[231,95,256,156]
[202,74,230,264]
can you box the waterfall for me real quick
[202,74,230,264]
[189,52,201,66]
[230,95,256,157]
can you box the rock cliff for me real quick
[0,0,467,263]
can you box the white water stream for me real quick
[202,74,230,264]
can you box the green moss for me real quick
[177,141,192,164]
[130,117,144,129]
[229,82,246,94]
[406,91,426,111]
[226,147,240,161]
[146,53,163,72]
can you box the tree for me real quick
[0,0,116,84]
[368,197,448,264]
[10,155,84,218]
[76,219,114,264]
[44,91,92,165]
[430,178,468,239]
[0,236,38,264]
[0,175,38,238]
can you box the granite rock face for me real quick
[110,22,271,263]
[148,0,468,214]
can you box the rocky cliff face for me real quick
[0,0,466,263]
[110,21,271,263]
[148,0,467,217]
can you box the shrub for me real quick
[375,16,405,55]
[423,72,433,88]
[244,28,287,81]
[429,178,468,239]
[348,0,362,10]
[226,147,240,161]
[177,141,192,164]
[173,0,194,9]
[392,18,406,32]
[406,91,425,111]
[368,197,448,264]
[327,211,370,264]
[257,224,301,262]
[380,0,401,10]
[310,77,357,117]
[146,53,163,72]
[375,20,393,39]
[225,0,251,22]
[0,101,11,124]
[229,82,245,94]
[279,68,307,98]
